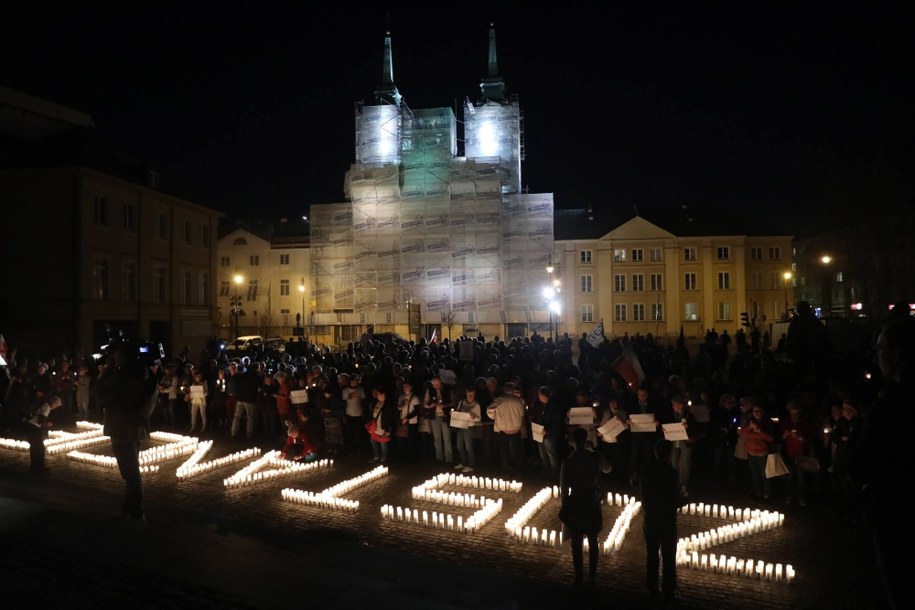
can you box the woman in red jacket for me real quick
[739,400,775,501]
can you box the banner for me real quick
[611,346,645,389]
[586,320,604,348]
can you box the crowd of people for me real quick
[0,302,909,605]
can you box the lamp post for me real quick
[783,271,793,320]
[298,278,306,336]
[820,255,832,317]
[231,271,244,339]
[545,258,561,340]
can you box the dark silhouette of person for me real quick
[97,340,159,521]
[848,314,915,609]
[632,439,686,602]
[559,426,611,586]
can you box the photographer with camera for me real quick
[96,336,161,522]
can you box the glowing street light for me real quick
[783,271,793,320]
[231,270,245,339]
[298,278,306,337]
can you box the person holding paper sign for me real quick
[665,394,703,498]
[627,382,664,477]
[452,387,481,472]
[529,386,566,482]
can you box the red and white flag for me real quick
[0,333,7,357]
[612,345,645,389]
[429,328,437,344]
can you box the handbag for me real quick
[795,454,820,474]
[765,453,789,478]
[365,420,377,434]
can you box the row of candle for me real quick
[681,502,781,522]
[606,492,636,507]
[412,489,485,508]
[138,440,198,465]
[282,465,388,512]
[223,451,332,488]
[68,449,160,473]
[682,511,784,553]
[381,498,502,533]
[176,443,263,480]
[429,472,523,493]
[514,525,561,546]
[680,551,796,583]
[505,486,556,535]
[602,499,640,554]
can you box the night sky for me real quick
[2,3,912,235]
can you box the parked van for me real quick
[225,335,264,353]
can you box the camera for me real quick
[92,328,164,368]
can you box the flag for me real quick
[429,328,437,344]
[586,319,604,349]
[612,345,646,389]
[0,333,7,357]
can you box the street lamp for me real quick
[298,278,306,337]
[231,271,244,339]
[783,271,793,320]
[820,255,832,316]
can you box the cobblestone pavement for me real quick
[0,431,886,609]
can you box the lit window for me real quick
[684,303,698,321]
[613,249,626,262]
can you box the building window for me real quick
[650,247,662,262]
[613,249,627,262]
[581,303,594,323]
[280,279,290,296]
[201,225,211,248]
[280,254,290,265]
[580,275,593,293]
[716,246,730,260]
[751,247,763,261]
[614,274,626,292]
[233,237,247,246]
[632,274,644,292]
[122,203,136,232]
[684,303,698,321]
[751,271,761,290]
[633,303,645,321]
[183,271,193,305]
[684,272,697,291]
[652,303,664,321]
[580,250,592,264]
[650,273,663,291]
[718,272,731,290]
[836,271,843,283]
[199,272,210,305]
[718,301,732,321]
[219,280,230,297]
[250,255,260,266]
[154,267,167,304]
[614,303,627,322]
[631,248,644,262]
[247,280,258,301]
[769,246,781,260]
[220,256,230,267]
[155,213,168,239]
[93,197,109,226]
[684,247,697,261]
[92,258,109,299]
[121,262,137,301]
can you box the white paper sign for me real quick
[530,422,545,443]
[598,416,626,442]
[662,422,689,441]
[290,389,309,405]
[449,410,473,429]
[190,385,205,398]
[568,407,594,426]
[630,413,657,433]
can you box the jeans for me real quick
[539,437,561,480]
[670,443,693,489]
[429,416,453,463]
[371,438,389,462]
[455,427,475,468]
[498,432,522,469]
[111,439,143,519]
[748,453,771,497]
[231,400,258,439]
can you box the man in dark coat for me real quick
[632,439,686,602]
[98,341,159,521]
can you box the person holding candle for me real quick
[210,367,228,432]
[367,386,394,463]
[423,375,455,466]
[395,379,421,463]
[738,400,776,502]
[25,395,62,472]
[559,425,611,587]
[452,385,482,473]
[666,393,703,498]
[777,401,815,506]
[631,439,686,603]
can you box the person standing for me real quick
[97,342,159,522]
[739,402,776,501]
[423,375,454,466]
[486,381,526,471]
[25,396,62,472]
[342,373,367,456]
[452,386,482,473]
[231,361,260,440]
[848,315,915,610]
[559,426,611,587]
[632,439,685,602]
